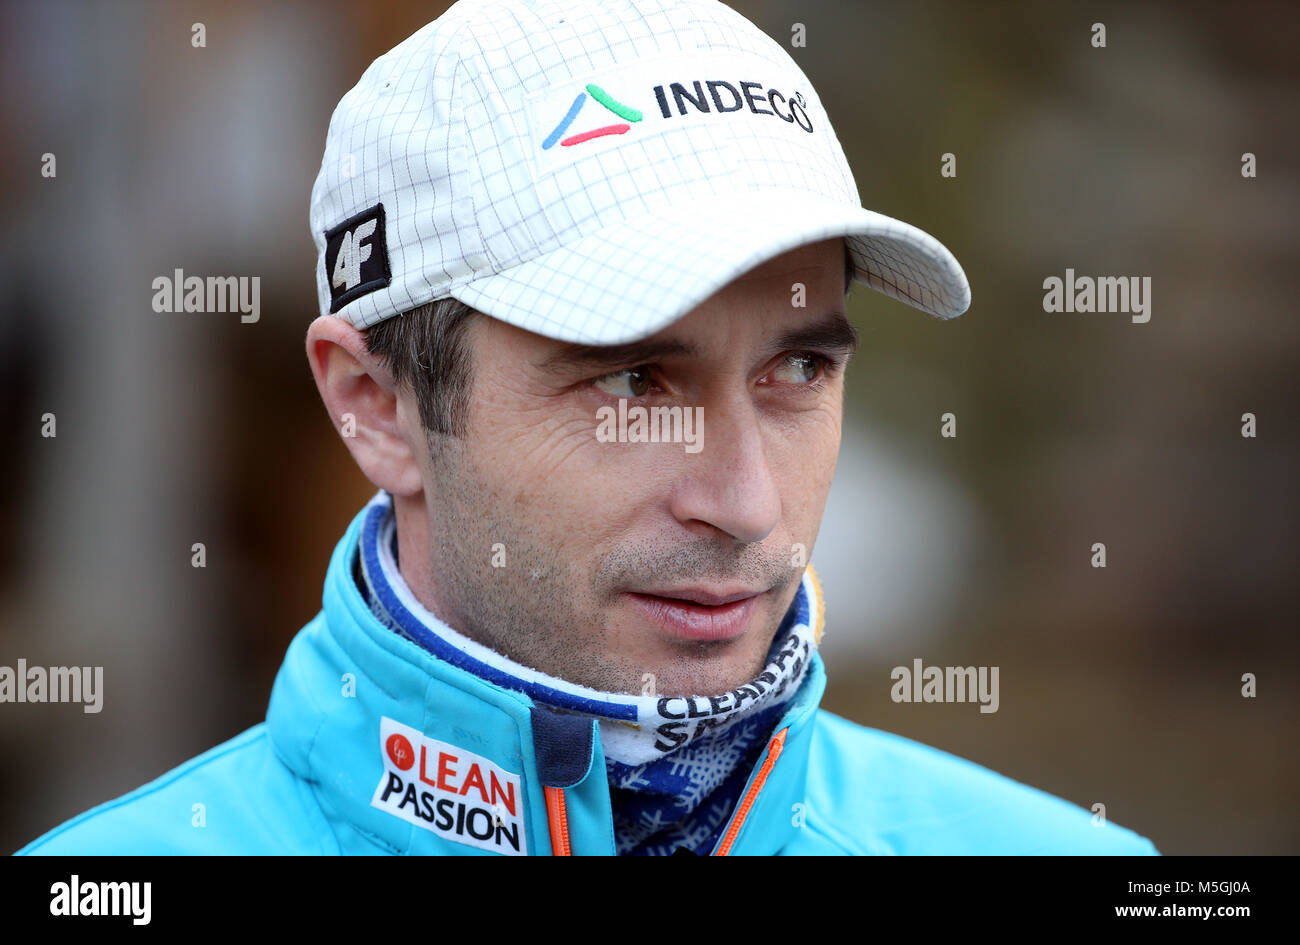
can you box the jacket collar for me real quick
[266,502,827,855]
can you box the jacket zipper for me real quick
[712,726,789,856]
[544,785,572,856]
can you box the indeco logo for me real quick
[651,80,812,132]
[528,52,816,174]
[542,82,643,149]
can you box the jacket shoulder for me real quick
[796,710,1160,855]
[15,724,338,855]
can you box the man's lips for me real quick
[622,587,766,641]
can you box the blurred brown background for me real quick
[1,0,1296,855]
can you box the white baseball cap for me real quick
[310,0,970,344]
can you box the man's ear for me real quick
[305,315,425,498]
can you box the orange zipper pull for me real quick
[713,727,788,856]
[544,785,572,856]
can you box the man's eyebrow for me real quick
[534,311,859,377]
[536,337,700,376]
[769,311,859,360]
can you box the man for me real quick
[19,0,1157,855]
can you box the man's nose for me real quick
[667,398,782,545]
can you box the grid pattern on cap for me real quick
[451,189,968,344]
[456,1,854,270]
[847,227,972,317]
[310,0,970,334]
[311,13,482,326]
[456,1,694,272]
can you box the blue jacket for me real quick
[18,504,1159,855]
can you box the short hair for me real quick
[363,242,856,440]
[363,295,480,440]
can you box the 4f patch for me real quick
[371,716,528,855]
[324,203,391,312]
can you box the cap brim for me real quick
[450,188,969,345]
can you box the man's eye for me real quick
[593,366,653,398]
[767,353,824,385]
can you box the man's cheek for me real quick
[473,413,604,488]
[772,431,838,560]
[803,401,842,479]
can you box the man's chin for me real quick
[606,600,778,698]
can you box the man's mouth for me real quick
[622,586,766,642]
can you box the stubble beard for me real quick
[416,434,794,697]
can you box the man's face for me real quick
[409,237,855,697]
